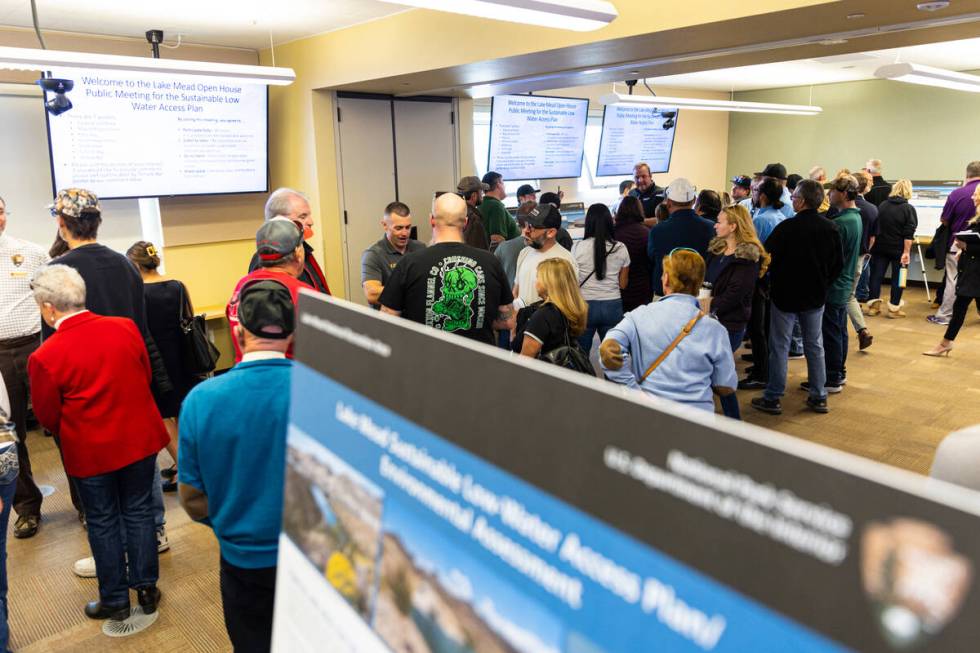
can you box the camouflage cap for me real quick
[50,188,101,218]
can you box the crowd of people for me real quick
[0,154,977,651]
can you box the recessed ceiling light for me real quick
[628,70,640,76]
[842,65,856,70]
[846,12,865,20]
[917,1,950,11]
[819,38,849,46]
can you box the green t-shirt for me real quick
[828,208,862,306]
[478,196,521,240]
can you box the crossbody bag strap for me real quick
[640,311,705,382]
[579,242,618,287]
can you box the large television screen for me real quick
[487,94,588,180]
[596,104,677,177]
[43,67,268,199]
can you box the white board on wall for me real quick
[0,83,144,255]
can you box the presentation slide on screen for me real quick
[488,95,588,180]
[44,67,267,199]
[270,295,980,653]
[596,104,677,177]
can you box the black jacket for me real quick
[954,223,980,298]
[46,244,173,393]
[705,240,762,332]
[871,197,918,259]
[766,209,843,313]
[865,176,891,207]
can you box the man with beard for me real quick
[512,203,578,307]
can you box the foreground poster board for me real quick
[272,291,980,653]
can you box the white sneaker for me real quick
[157,528,169,553]
[73,556,97,578]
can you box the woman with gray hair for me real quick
[28,264,169,622]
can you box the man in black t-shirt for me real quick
[380,193,515,344]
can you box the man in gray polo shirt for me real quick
[361,201,425,308]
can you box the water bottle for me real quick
[898,264,908,289]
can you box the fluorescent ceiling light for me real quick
[874,62,980,93]
[0,45,295,86]
[377,0,617,31]
[599,92,821,116]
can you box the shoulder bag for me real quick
[640,311,705,382]
[177,281,220,376]
[542,310,595,376]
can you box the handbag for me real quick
[542,312,595,376]
[177,282,220,376]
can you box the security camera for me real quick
[661,110,677,119]
[37,78,74,116]
[663,117,675,130]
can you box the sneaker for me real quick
[751,397,782,415]
[73,556,97,579]
[926,315,950,326]
[738,378,767,390]
[788,351,805,360]
[800,381,842,394]
[858,329,873,351]
[806,396,829,413]
[157,528,170,554]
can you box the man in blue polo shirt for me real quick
[178,279,294,653]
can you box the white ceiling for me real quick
[647,37,980,92]
[0,0,406,50]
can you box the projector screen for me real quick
[596,104,678,177]
[487,94,588,180]
[43,67,268,199]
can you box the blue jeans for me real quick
[822,304,848,386]
[868,253,904,307]
[855,255,871,302]
[765,305,826,401]
[152,461,165,530]
[791,319,803,354]
[578,299,624,354]
[721,327,746,420]
[73,455,159,607]
[0,445,19,653]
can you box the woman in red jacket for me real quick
[28,264,168,622]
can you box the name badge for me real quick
[9,271,27,278]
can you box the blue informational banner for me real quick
[272,292,980,653]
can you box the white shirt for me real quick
[53,309,88,330]
[572,238,631,301]
[0,233,50,339]
[514,243,578,305]
[241,351,287,363]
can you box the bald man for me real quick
[380,193,514,343]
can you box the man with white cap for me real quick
[646,178,715,296]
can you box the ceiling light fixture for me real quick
[376,0,617,31]
[0,45,295,86]
[874,62,980,93]
[599,91,822,116]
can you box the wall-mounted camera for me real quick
[661,110,676,130]
[37,78,74,116]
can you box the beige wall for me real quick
[727,74,980,182]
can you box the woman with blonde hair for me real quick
[924,185,980,356]
[704,205,769,352]
[866,179,917,318]
[515,258,589,362]
[599,249,737,413]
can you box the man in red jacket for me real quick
[28,264,169,622]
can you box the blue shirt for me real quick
[178,358,292,568]
[740,186,795,219]
[646,209,716,295]
[601,295,737,411]
[753,206,786,244]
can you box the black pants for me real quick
[0,334,43,518]
[944,294,980,341]
[746,283,770,381]
[220,557,277,653]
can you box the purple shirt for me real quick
[943,179,980,242]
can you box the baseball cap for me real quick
[756,163,788,180]
[731,175,752,189]
[516,184,540,197]
[665,178,697,203]
[238,279,295,339]
[256,218,303,262]
[524,203,561,229]
[457,176,489,194]
[50,188,101,218]
[539,191,561,207]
